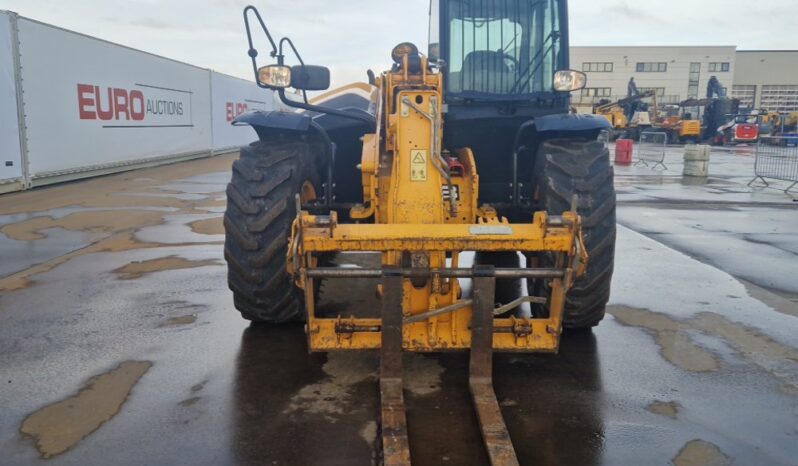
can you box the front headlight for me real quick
[258,65,292,88]
[553,70,587,92]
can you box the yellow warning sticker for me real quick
[410,149,428,181]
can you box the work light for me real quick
[258,65,292,88]
[553,70,587,92]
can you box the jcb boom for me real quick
[224,1,616,464]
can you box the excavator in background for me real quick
[594,90,656,140]
[699,77,756,145]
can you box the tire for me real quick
[533,139,616,329]
[224,139,323,323]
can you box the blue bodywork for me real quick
[232,110,313,140]
[534,113,612,133]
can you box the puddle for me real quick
[610,306,798,393]
[159,315,197,327]
[0,155,234,216]
[690,312,798,393]
[188,217,224,236]
[740,280,798,318]
[609,306,720,372]
[190,381,207,393]
[284,353,377,421]
[359,420,377,445]
[1,210,166,241]
[0,232,160,292]
[178,396,201,407]
[404,355,445,396]
[20,361,151,458]
[691,313,798,363]
[0,227,105,277]
[672,439,730,466]
[646,400,680,419]
[113,256,221,280]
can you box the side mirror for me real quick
[291,65,330,91]
[553,70,587,92]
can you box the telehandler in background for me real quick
[224,1,615,463]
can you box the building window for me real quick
[581,87,612,97]
[582,62,613,72]
[636,62,667,72]
[688,62,701,98]
[709,62,730,72]
[639,87,665,97]
[760,85,798,112]
[732,85,757,110]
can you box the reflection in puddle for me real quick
[647,400,681,419]
[113,255,221,280]
[673,439,730,466]
[159,314,198,327]
[20,361,151,458]
[188,217,224,236]
[610,306,721,372]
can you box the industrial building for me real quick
[733,51,798,112]
[570,46,798,113]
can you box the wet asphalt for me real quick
[0,146,797,465]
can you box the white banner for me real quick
[17,18,213,179]
[0,12,23,185]
[210,72,272,151]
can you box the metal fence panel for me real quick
[749,137,798,193]
[635,131,668,170]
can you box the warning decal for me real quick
[410,149,428,181]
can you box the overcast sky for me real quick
[3,0,795,88]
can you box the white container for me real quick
[0,12,24,192]
[683,144,711,177]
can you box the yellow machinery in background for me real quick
[657,105,702,143]
[596,103,628,132]
[594,90,656,140]
[762,111,798,135]
[225,2,616,464]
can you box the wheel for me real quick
[224,139,324,323]
[474,251,522,317]
[533,139,616,328]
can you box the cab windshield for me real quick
[431,0,562,99]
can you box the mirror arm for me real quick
[279,38,309,103]
[244,6,372,126]
[244,6,285,88]
[280,37,306,67]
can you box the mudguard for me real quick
[535,113,612,133]
[232,110,313,140]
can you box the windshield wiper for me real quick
[509,30,559,94]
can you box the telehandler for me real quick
[224,1,615,463]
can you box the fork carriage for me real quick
[293,210,587,353]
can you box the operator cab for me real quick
[429,0,568,104]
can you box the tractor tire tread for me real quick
[224,139,322,323]
[537,139,617,328]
